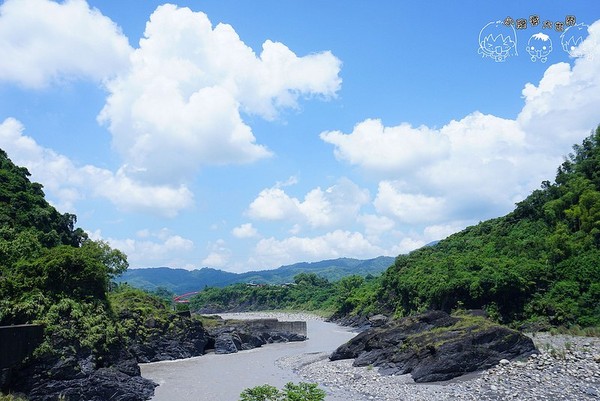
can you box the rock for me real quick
[368,315,388,327]
[214,333,241,354]
[128,315,210,362]
[330,310,537,383]
[9,347,156,401]
[206,318,306,354]
[500,359,510,365]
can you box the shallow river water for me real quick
[140,315,358,401]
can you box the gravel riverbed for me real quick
[204,313,599,400]
[278,332,600,401]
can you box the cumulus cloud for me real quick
[357,214,396,243]
[252,230,384,269]
[374,181,446,224]
[201,239,231,268]
[232,223,259,239]
[322,20,600,229]
[0,117,193,216]
[0,0,131,87]
[247,177,369,229]
[90,228,194,269]
[99,4,341,184]
[518,21,600,152]
[321,119,449,174]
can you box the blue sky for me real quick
[1,0,599,272]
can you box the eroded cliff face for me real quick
[330,310,537,382]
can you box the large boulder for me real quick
[10,347,157,401]
[214,333,242,354]
[330,310,537,382]
[125,313,210,363]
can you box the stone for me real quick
[330,310,537,383]
[500,359,510,366]
[368,315,388,327]
[206,318,306,354]
[214,333,240,354]
[8,347,157,401]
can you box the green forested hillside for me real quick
[179,128,600,330]
[0,148,128,356]
[352,127,600,327]
[118,256,394,294]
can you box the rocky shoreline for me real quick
[278,332,600,401]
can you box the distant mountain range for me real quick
[116,256,395,294]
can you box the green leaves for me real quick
[239,382,326,401]
[362,126,600,328]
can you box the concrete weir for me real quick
[246,319,307,337]
[270,320,307,337]
[0,324,44,369]
[0,324,44,388]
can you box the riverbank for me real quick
[140,313,356,401]
[210,311,327,322]
[280,332,600,401]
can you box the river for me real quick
[140,314,358,401]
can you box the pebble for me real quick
[277,332,600,401]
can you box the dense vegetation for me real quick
[357,126,600,328]
[188,272,375,315]
[0,149,132,361]
[239,382,325,401]
[190,127,600,330]
[117,256,394,294]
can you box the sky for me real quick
[0,0,599,272]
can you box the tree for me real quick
[239,382,325,401]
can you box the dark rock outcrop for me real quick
[10,347,156,401]
[328,313,371,331]
[118,309,210,363]
[208,318,306,354]
[330,310,537,382]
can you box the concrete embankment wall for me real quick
[0,324,44,369]
[252,319,307,336]
[272,321,307,336]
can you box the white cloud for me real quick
[252,230,383,269]
[357,214,396,243]
[91,229,194,268]
[396,237,427,254]
[247,177,369,229]
[322,21,600,228]
[0,0,131,87]
[98,4,341,184]
[247,187,301,221]
[320,119,449,174]
[374,181,446,224]
[232,223,258,239]
[0,117,193,216]
[201,239,231,268]
[518,21,600,152]
[423,222,469,242]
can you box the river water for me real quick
[140,315,358,401]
